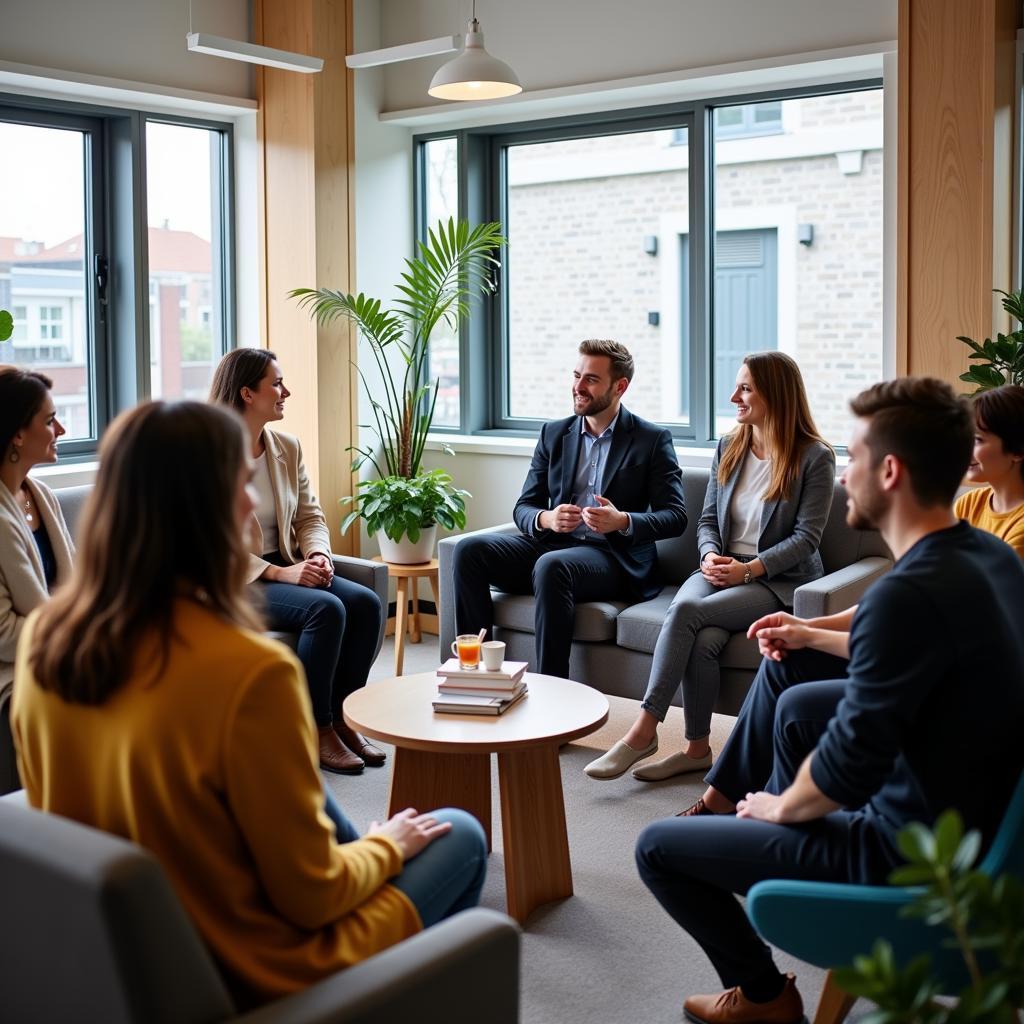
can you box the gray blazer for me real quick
[697,437,836,606]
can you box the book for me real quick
[437,680,528,701]
[432,687,528,716]
[436,658,528,685]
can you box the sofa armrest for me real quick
[330,555,389,663]
[438,524,519,658]
[235,908,521,1024]
[792,556,893,619]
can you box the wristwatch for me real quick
[742,566,753,585]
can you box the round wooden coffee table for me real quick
[343,672,609,924]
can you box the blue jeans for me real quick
[257,560,383,726]
[641,571,784,739]
[323,789,488,928]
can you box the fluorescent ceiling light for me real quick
[186,32,324,74]
[428,18,521,102]
[346,36,460,69]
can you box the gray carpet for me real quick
[324,635,850,1024]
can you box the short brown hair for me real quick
[0,365,54,459]
[973,384,1024,482]
[209,348,277,413]
[578,339,635,383]
[849,377,973,507]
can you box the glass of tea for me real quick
[450,634,482,670]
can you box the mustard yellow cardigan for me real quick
[11,600,420,1005]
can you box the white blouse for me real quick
[728,450,772,555]
[252,453,280,557]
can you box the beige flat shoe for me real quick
[632,748,712,781]
[583,738,659,780]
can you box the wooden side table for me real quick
[372,557,440,676]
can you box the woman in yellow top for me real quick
[955,384,1024,558]
[11,400,486,1008]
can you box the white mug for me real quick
[481,640,506,671]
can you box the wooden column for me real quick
[255,0,360,554]
[897,0,1019,383]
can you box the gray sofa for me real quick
[439,466,892,715]
[0,484,389,795]
[0,797,521,1023]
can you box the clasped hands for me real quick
[700,553,749,588]
[267,552,335,588]
[541,495,628,534]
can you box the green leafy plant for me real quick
[957,289,1024,392]
[290,218,504,541]
[834,811,1024,1024]
[342,469,470,544]
[0,309,13,343]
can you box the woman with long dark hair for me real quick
[585,352,835,782]
[210,348,385,776]
[11,400,486,1008]
[0,366,74,791]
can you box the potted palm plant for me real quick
[291,218,505,563]
[956,289,1024,392]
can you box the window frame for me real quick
[414,77,883,447]
[0,94,235,459]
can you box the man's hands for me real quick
[265,555,334,588]
[367,807,452,860]
[581,495,629,534]
[539,495,628,534]
[736,791,784,822]
[747,611,813,661]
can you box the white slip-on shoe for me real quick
[632,748,713,781]
[583,738,659,780]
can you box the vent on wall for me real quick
[715,233,765,267]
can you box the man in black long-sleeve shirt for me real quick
[636,378,1024,1024]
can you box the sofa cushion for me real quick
[492,592,627,642]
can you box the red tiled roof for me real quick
[0,228,210,273]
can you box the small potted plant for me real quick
[956,289,1024,392]
[0,310,13,343]
[291,218,505,563]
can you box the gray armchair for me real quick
[0,799,521,1023]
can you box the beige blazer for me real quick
[0,477,75,702]
[247,428,332,584]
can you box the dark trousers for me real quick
[257,563,383,727]
[452,531,629,679]
[636,652,897,993]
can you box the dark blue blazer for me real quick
[512,406,688,601]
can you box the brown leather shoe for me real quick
[684,975,803,1024]
[334,722,386,767]
[676,797,714,817]
[318,725,364,775]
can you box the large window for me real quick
[415,83,884,448]
[0,99,233,454]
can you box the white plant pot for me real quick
[377,525,437,565]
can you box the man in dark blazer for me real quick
[452,339,688,679]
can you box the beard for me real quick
[573,385,615,417]
[845,479,889,531]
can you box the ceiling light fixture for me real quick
[428,1,521,102]
[185,0,323,74]
[346,36,460,69]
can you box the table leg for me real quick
[410,582,422,644]
[394,577,408,676]
[497,744,573,924]
[389,747,492,850]
[428,573,441,622]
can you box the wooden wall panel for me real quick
[898,0,1019,384]
[255,0,359,555]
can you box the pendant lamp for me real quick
[428,5,521,102]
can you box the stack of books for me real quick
[432,658,529,716]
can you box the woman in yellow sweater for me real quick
[11,400,486,1008]
[955,384,1024,558]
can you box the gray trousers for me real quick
[641,571,783,739]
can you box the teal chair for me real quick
[746,773,1024,1024]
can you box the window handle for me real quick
[94,254,109,307]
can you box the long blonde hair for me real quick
[30,401,263,705]
[717,351,829,501]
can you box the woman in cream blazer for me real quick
[0,366,75,791]
[210,349,385,777]
[585,352,835,784]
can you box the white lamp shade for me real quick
[428,20,522,101]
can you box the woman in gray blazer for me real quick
[0,366,75,791]
[586,352,834,783]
